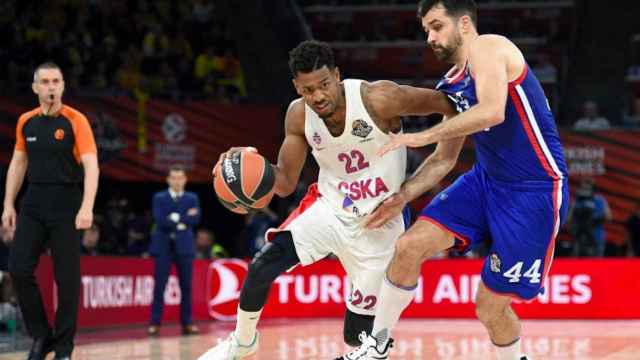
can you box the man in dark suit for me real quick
[148,164,201,336]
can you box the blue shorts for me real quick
[420,165,569,300]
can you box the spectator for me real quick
[102,195,132,254]
[573,101,611,131]
[192,0,215,24]
[195,229,229,260]
[125,211,152,257]
[567,178,612,257]
[626,201,640,257]
[622,97,640,129]
[3,1,239,102]
[243,207,279,257]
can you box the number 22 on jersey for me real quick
[338,149,369,174]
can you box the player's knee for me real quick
[475,295,503,327]
[245,244,281,286]
[394,232,434,264]
[475,301,495,326]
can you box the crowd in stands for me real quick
[0,0,245,102]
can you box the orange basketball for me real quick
[213,149,275,214]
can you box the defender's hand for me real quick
[378,132,433,156]
[364,193,408,229]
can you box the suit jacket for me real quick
[149,190,201,257]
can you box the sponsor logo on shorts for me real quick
[490,253,501,273]
[351,119,373,138]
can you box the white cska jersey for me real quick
[303,79,407,222]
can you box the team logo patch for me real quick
[312,131,322,145]
[490,253,502,273]
[54,129,65,140]
[351,119,372,138]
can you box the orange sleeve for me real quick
[67,110,97,161]
[14,110,37,152]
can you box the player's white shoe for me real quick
[336,332,394,360]
[197,331,259,360]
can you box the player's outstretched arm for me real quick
[378,35,510,155]
[272,99,309,197]
[365,80,456,119]
[365,119,465,229]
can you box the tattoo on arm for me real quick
[360,82,401,134]
[361,83,382,127]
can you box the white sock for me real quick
[371,276,416,345]
[495,337,523,360]
[234,307,262,345]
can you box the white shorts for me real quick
[266,187,406,316]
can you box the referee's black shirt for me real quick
[15,105,97,184]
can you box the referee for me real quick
[1,63,99,360]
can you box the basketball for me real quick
[213,148,275,214]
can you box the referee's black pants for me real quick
[8,184,82,356]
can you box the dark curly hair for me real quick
[418,0,477,27]
[288,40,335,77]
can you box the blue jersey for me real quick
[436,63,568,183]
[421,62,571,300]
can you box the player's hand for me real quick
[364,192,408,230]
[1,206,16,234]
[377,132,433,157]
[212,146,258,177]
[75,206,93,230]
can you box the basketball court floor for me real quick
[0,319,638,359]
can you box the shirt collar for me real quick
[168,189,184,199]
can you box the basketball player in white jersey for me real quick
[198,40,458,360]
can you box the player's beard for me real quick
[432,31,463,63]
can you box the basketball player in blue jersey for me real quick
[337,1,569,360]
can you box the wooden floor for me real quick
[1,319,639,359]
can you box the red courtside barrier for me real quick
[35,256,640,329]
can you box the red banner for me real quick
[35,257,640,329]
[0,97,282,183]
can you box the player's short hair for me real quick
[418,0,478,27]
[288,40,336,77]
[33,62,63,82]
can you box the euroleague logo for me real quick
[162,113,187,143]
[206,259,248,321]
